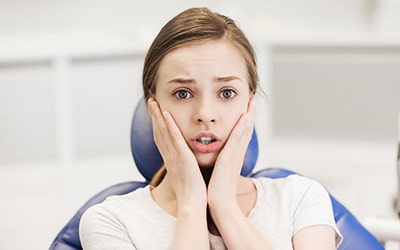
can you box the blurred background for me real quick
[1,0,400,249]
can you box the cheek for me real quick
[223,108,244,128]
[169,110,186,127]
[229,111,244,126]
[159,103,188,129]
[231,98,250,116]
[226,100,250,129]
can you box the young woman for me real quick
[79,7,342,249]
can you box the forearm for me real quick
[172,203,209,250]
[210,203,273,250]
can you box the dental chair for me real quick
[49,98,384,250]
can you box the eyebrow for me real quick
[215,76,243,82]
[167,78,195,84]
[167,76,243,84]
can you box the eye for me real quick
[174,89,192,99]
[219,89,236,99]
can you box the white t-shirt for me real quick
[80,175,342,249]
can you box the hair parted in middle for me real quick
[142,7,259,186]
[142,7,259,102]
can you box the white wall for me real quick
[0,0,371,37]
[1,1,400,249]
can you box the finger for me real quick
[227,96,255,149]
[147,98,175,158]
[235,96,256,148]
[147,97,162,118]
[216,111,254,173]
[162,111,192,153]
[225,112,254,154]
[148,98,190,153]
[247,95,256,115]
[148,99,195,167]
[147,98,166,141]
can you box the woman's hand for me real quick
[148,98,209,250]
[206,97,274,250]
[207,97,256,207]
[147,98,207,206]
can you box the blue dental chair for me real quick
[49,98,384,250]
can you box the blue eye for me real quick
[220,89,236,99]
[174,90,192,99]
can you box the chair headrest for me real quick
[130,98,258,182]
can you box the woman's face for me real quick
[154,40,252,167]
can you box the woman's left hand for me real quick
[207,98,275,249]
[207,97,255,208]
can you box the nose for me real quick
[193,99,217,125]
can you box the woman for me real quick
[80,7,342,249]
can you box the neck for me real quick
[200,167,214,187]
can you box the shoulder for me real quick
[251,174,342,246]
[79,186,151,249]
[81,186,150,222]
[255,174,328,199]
[79,186,150,236]
[253,174,333,222]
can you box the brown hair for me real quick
[142,7,259,186]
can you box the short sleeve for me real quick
[291,176,343,247]
[79,204,136,250]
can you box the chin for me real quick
[196,154,217,168]
[198,164,214,169]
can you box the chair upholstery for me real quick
[50,98,384,250]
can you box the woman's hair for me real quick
[142,7,259,186]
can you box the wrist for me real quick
[177,195,207,214]
[208,198,240,222]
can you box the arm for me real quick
[207,98,273,249]
[148,98,209,250]
[292,225,336,250]
[291,177,340,249]
[208,97,339,249]
[172,200,209,250]
[209,202,273,250]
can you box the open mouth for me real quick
[192,133,220,153]
[196,136,216,145]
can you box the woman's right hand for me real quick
[148,98,209,250]
[147,98,207,206]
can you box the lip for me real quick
[190,132,221,153]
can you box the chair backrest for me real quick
[50,98,384,250]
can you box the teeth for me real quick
[196,136,215,145]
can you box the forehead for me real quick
[157,40,247,79]
[165,40,244,62]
